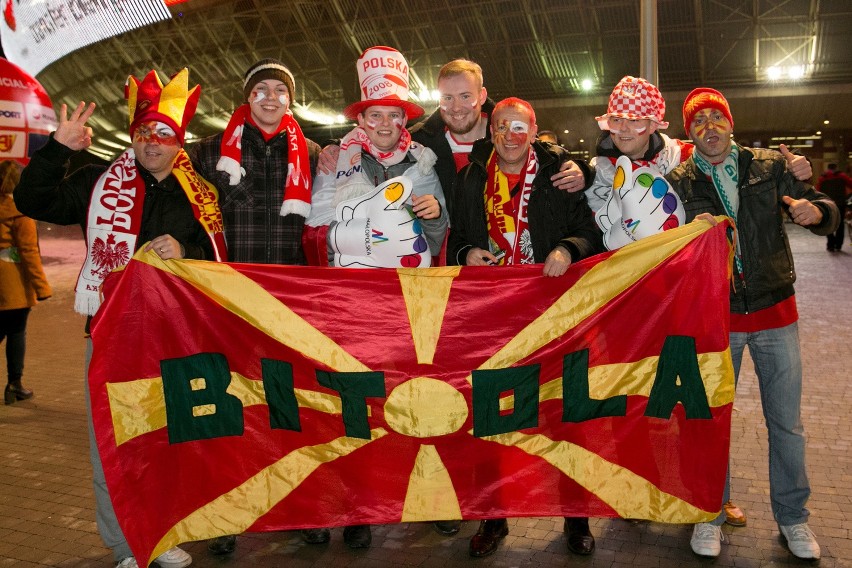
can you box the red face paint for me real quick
[133,121,179,146]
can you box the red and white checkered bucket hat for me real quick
[595,76,669,130]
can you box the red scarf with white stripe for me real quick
[216,104,312,217]
[76,149,227,315]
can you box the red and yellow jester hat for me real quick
[125,68,200,144]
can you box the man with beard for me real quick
[320,59,591,217]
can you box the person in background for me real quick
[0,160,51,405]
[15,68,226,568]
[536,130,559,145]
[815,162,852,251]
[667,87,838,561]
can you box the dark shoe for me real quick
[433,520,462,536]
[301,527,331,544]
[469,519,509,558]
[564,517,595,555]
[5,380,33,404]
[207,534,237,555]
[343,524,371,548]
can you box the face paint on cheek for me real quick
[364,119,379,130]
[152,133,179,146]
[279,93,290,107]
[507,131,528,145]
[251,90,266,103]
[634,126,647,135]
[392,116,404,128]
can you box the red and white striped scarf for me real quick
[76,148,227,315]
[484,147,538,265]
[216,104,312,217]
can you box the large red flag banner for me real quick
[89,218,735,565]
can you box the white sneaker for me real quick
[116,558,138,568]
[690,522,724,557]
[780,523,821,559]
[154,546,192,568]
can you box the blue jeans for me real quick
[710,322,811,527]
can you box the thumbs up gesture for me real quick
[779,144,812,181]
[782,195,822,226]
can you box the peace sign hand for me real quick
[53,102,96,151]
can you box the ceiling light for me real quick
[788,65,805,79]
[767,66,782,80]
[823,118,830,125]
[580,79,593,91]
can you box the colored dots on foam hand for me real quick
[411,219,422,233]
[662,193,678,213]
[651,179,669,199]
[636,173,654,188]
[663,214,680,231]
[384,182,404,203]
[400,254,422,267]
[613,166,626,190]
[413,235,428,254]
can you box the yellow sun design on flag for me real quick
[106,220,732,562]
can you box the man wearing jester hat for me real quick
[15,68,226,568]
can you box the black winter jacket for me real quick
[448,139,603,266]
[667,146,839,314]
[409,99,495,213]
[188,123,321,265]
[14,136,214,262]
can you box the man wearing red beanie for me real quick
[667,87,839,561]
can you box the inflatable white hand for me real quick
[600,155,685,250]
[329,176,431,268]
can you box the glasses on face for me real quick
[607,116,650,132]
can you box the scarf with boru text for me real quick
[216,104,312,217]
[484,147,538,265]
[75,148,227,316]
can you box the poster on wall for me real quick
[0,0,173,76]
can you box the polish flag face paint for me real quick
[248,79,291,133]
[359,105,406,152]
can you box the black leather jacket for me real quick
[448,139,602,266]
[667,146,839,314]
